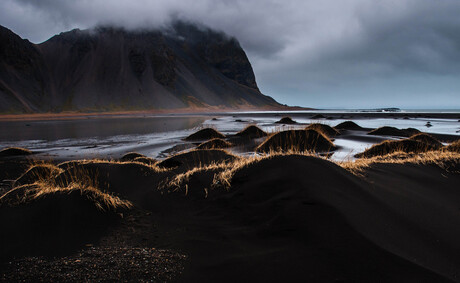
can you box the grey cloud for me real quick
[1,0,460,108]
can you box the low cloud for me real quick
[1,0,460,108]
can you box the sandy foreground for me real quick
[0,120,460,282]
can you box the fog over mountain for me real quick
[1,0,460,109]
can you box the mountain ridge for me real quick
[0,22,283,113]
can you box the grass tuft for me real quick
[305,123,339,137]
[184,128,225,141]
[256,129,337,153]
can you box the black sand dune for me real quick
[164,155,458,282]
[256,129,337,153]
[334,121,364,130]
[447,140,460,152]
[355,138,442,158]
[305,123,340,137]
[1,153,460,281]
[197,138,232,149]
[157,149,237,170]
[0,147,32,157]
[184,128,226,141]
[120,152,145,161]
[311,114,326,119]
[54,161,162,206]
[275,116,297,124]
[408,133,443,147]
[0,183,130,261]
[235,125,267,138]
[368,126,421,137]
[13,163,62,187]
[133,156,157,165]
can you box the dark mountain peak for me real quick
[167,21,258,90]
[0,23,279,113]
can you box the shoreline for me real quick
[1,108,459,122]
[0,105,311,122]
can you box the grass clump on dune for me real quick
[334,121,363,130]
[3,161,133,212]
[120,152,145,161]
[2,181,132,212]
[275,117,297,124]
[236,125,267,138]
[0,147,33,157]
[447,140,460,152]
[355,138,442,158]
[305,123,339,137]
[408,133,443,147]
[13,163,64,187]
[197,138,232,150]
[133,156,157,165]
[368,126,420,137]
[157,149,237,170]
[0,170,132,259]
[256,129,337,153]
[185,128,225,141]
[340,150,460,176]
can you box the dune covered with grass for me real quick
[0,147,33,157]
[275,116,297,124]
[236,125,267,138]
[447,140,460,152]
[197,138,232,149]
[256,129,337,153]
[1,127,460,282]
[0,180,131,260]
[368,126,420,137]
[305,123,340,137]
[355,135,443,158]
[184,128,226,141]
[334,120,363,130]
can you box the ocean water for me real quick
[0,111,459,162]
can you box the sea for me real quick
[0,109,459,162]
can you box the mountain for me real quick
[0,22,281,113]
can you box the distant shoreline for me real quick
[0,105,311,122]
[2,106,460,122]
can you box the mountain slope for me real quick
[0,26,50,112]
[0,22,280,113]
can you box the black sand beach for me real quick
[1,111,460,282]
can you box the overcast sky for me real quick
[1,0,460,109]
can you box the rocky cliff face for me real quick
[0,26,50,112]
[0,22,280,113]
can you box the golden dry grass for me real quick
[13,162,64,187]
[184,128,225,141]
[1,159,137,211]
[305,123,339,137]
[355,138,442,158]
[159,161,230,196]
[447,140,460,152]
[2,164,132,211]
[236,125,267,138]
[58,158,167,173]
[120,152,145,161]
[161,149,460,192]
[339,150,460,176]
[32,182,132,211]
[197,138,232,149]
[256,129,336,153]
